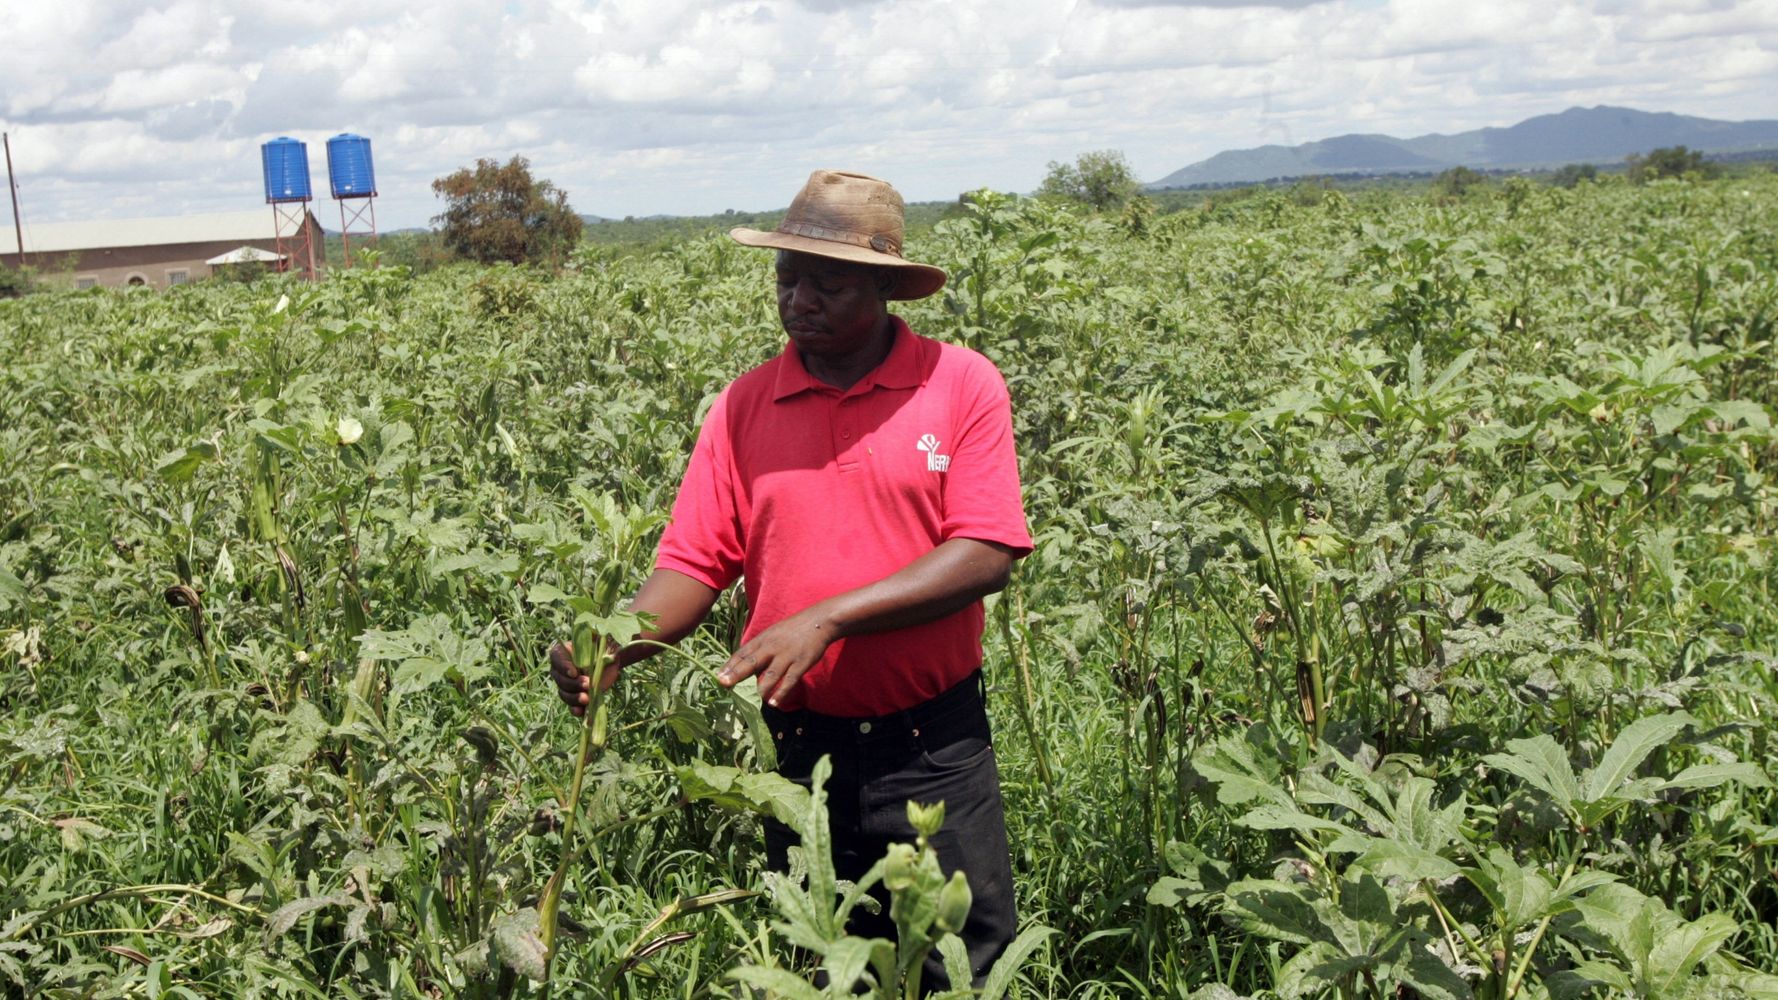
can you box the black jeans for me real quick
[762,672,1017,989]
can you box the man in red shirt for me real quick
[551,170,1031,985]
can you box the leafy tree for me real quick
[1120,193,1156,238]
[1501,176,1535,218]
[1549,163,1598,188]
[1628,145,1721,183]
[1038,149,1141,211]
[0,264,33,298]
[1433,165,1488,199]
[431,156,584,265]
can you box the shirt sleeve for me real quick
[939,353,1034,557]
[655,390,746,590]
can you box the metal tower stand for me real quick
[336,196,378,267]
[271,200,317,280]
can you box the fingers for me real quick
[549,641,577,680]
[757,658,811,708]
[720,646,812,708]
[548,641,591,714]
[719,617,831,707]
[717,648,760,688]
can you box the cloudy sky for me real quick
[4,0,1775,230]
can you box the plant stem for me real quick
[7,883,257,940]
[1505,852,1581,1000]
[1000,588,1055,794]
[538,632,612,998]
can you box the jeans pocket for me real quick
[917,733,993,771]
[914,705,994,771]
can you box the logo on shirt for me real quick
[916,433,950,472]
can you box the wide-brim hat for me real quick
[730,170,947,300]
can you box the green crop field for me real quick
[2,173,1776,999]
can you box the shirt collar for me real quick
[771,314,923,402]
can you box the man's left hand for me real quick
[717,607,836,707]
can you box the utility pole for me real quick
[4,132,23,268]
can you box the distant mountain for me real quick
[1149,106,1778,188]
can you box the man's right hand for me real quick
[549,640,617,718]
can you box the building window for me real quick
[166,269,190,286]
[125,273,148,287]
[75,276,99,290]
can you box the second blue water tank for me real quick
[326,134,376,198]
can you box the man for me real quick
[550,170,1031,985]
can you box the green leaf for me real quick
[1570,883,1651,960]
[1149,842,1234,909]
[1398,942,1473,1000]
[1580,712,1692,803]
[248,700,331,768]
[937,933,973,995]
[1484,735,1580,813]
[801,756,838,933]
[1639,527,1686,599]
[54,817,109,853]
[1658,761,1771,792]
[1223,879,1319,946]
[1493,855,1555,929]
[762,877,828,953]
[264,895,355,944]
[154,442,219,483]
[821,936,878,994]
[1189,988,1256,1000]
[978,926,1055,1000]
[1277,942,1350,1000]
[0,565,26,608]
[1551,960,1632,995]
[391,657,454,694]
[1147,876,1198,909]
[358,614,492,694]
[1428,348,1477,396]
[1710,398,1773,430]
[676,760,811,828]
[1298,765,1389,834]
[524,582,572,604]
[430,549,519,577]
[1191,733,1292,810]
[1349,840,1460,882]
[673,887,759,915]
[1236,804,1353,836]
[490,907,548,982]
[726,966,824,999]
[1651,403,1697,436]
[1337,871,1397,927]
[1551,868,1619,903]
[1648,912,1736,995]
[575,609,648,646]
[661,705,714,743]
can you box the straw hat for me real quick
[730,170,947,300]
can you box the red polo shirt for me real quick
[655,317,1032,716]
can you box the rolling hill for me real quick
[1149,106,1778,188]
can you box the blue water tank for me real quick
[261,138,313,203]
[326,134,377,199]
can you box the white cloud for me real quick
[1,0,1774,228]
